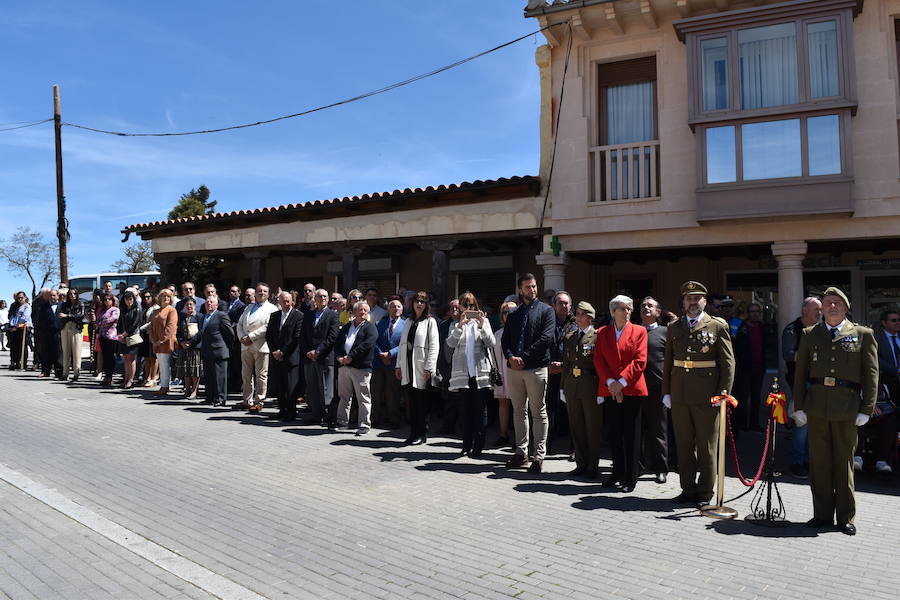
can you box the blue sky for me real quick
[0,1,542,299]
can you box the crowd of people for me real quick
[2,274,893,533]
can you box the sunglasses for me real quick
[887,318,900,323]
[414,299,427,304]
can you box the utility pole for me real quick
[53,84,69,284]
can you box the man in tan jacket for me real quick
[236,283,279,412]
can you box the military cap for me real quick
[576,301,596,318]
[680,281,708,296]
[823,286,850,310]
[720,295,735,306]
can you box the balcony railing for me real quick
[589,140,660,202]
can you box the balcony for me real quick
[589,140,660,202]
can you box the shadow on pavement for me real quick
[416,462,501,474]
[332,439,403,449]
[571,494,676,512]
[514,482,607,496]
[281,427,338,437]
[706,519,820,538]
[374,450,458,462]
[207,415,291,427]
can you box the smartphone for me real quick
[464,311,480,319]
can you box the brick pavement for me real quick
[1,363,899,599]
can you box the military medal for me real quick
[573,367,581,377]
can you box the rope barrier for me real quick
[726,405,770,487]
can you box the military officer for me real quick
[792,287,877,536]
[561,301,602,479]
[662,281,735,505]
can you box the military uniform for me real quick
[793,319,877,525]
[662,282,735,503]
[562,324,602,477]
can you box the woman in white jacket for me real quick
[446,292,495,457]
[396,291,439,446]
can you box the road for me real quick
[1,365,898,599]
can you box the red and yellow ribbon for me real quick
[710,393,738,408]
[767,391,788,425]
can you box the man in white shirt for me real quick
[236,283,279,412]
[365,288,388,323]
[335,301,378,435]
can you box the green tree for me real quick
[110,240,158,273]
[167,185,217,220]
[166,185,223,286]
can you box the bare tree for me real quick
[111,240,158,273]
[0,226,61,299]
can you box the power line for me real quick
[0,118,52,132]
[62,22,567,138]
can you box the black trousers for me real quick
[606,396,644,486]
[39,329,62,377]
[407,386,432,440]
[8,329,28,369]
[272,359,301,419]
[459,378,490,453]
[735,363,764,431]
[100,337,117,378]
[640,384,669,473]
[202,355,228,405]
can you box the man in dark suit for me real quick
[299,288,340,427]
[335,301,379,435]
[639,296,669,483]
[226,285,247,391]
[876,308,900,402]
[186,287,234,407]
[265,291,303,421]
[372,298,405,427]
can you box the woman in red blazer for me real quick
[593,295,648,492]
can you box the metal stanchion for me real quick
[701,396,738,520]
[746,379,789,527]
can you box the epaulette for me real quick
[711,316,729,327]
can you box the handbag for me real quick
[484,338,503,388]
[125,332,143,347]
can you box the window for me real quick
[674,0,860,189]
[702,113,843,184]
[592,56,659,201]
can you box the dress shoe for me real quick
[620,484,635,493]
[875,460,893,474]
[409,437,426,446]
[469,449,482,458]
[491,435,509,448]
[853,456,863,471]
[789,464,809,479]
[569,466,587,476]
[806,517,832,528]
[585,470,599,480]
[249,404,263,413]
[655,472,667,484]
[355,427,370,436]
[839,523,857,536]
[460,447,471,457]
[213,400,227,407]
[528,457,543,474]
[670,492,696,504]
[506,454,529,469]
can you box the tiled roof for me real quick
[122,175,539,234]
[524,0,611,17]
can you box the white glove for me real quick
[662,394,671,409]
[792,410,807,427]
[856,413,870,427]
[559,390,566,404]
[596,396,605,405]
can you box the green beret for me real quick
[823,286,850,310]
[681,281,708,296]
[576,301,595,318]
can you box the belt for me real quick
[809,377,861,392]
[673,359,716,369]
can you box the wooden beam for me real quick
[572,9,592,41]
[675,0,691,18]
[538,16,560,48]
[603,4,624,36]
[639,1,657,29]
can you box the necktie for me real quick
[891,335,900,369]
[577,330,585,343]
[831,327,840,339]
[389,321,394,337]
[689,318,696,329]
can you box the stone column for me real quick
[245,250,269,286]
[772,241,807,384]
[419,241,455,306]
[156,254,177,287]
[338,248,362,293]
[535,253,570,294]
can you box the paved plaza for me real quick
[1,364,899,600]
